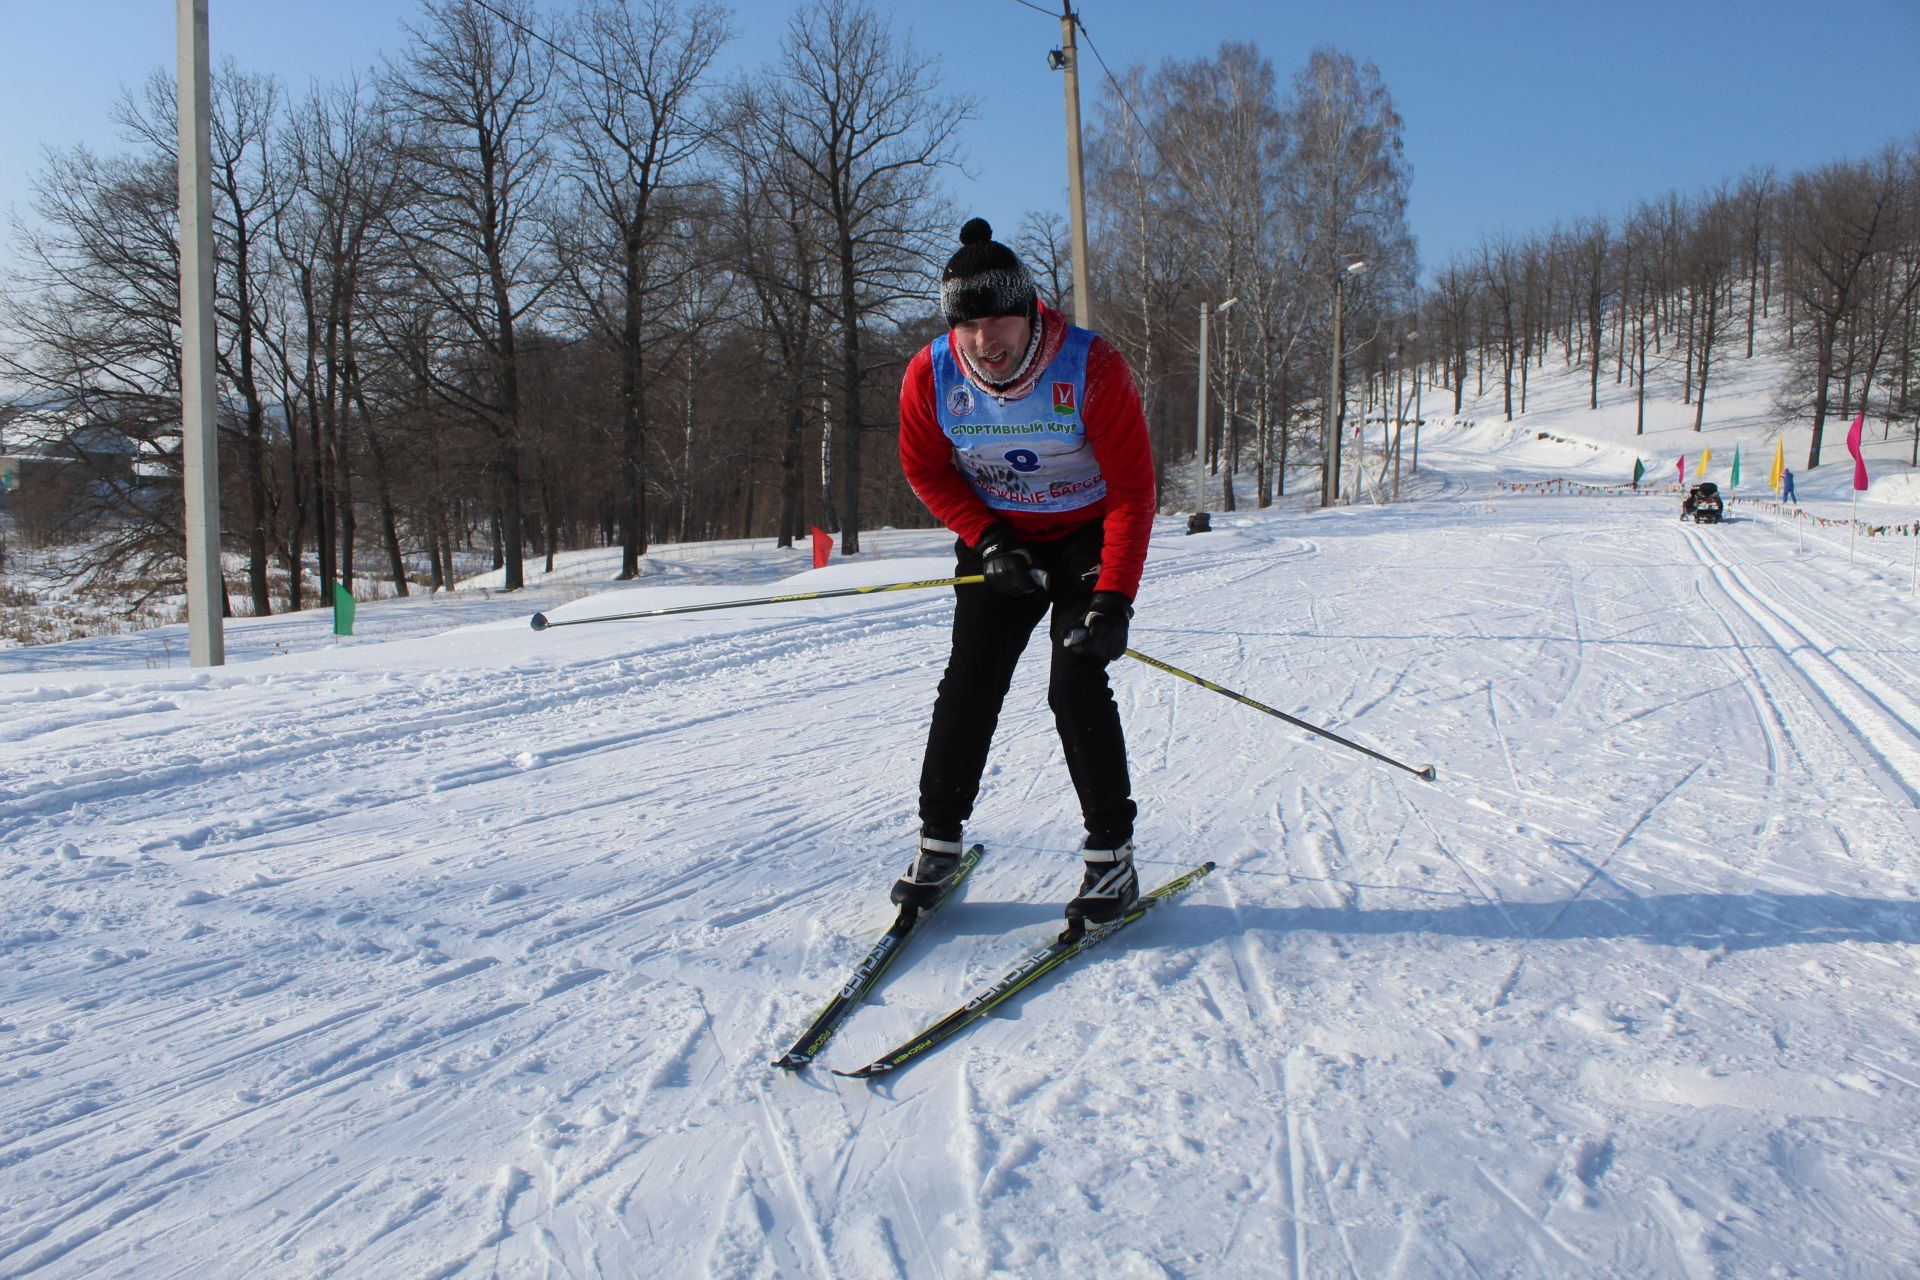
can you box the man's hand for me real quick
[1065,591,1133,661]
[978,526,1043,596]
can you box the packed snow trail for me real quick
[3,438,1919,1276]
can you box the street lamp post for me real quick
[1322,259,1367,507]
[1411,344,1424,475]
[1391,329,1419,499]
[1192,296,1237,532]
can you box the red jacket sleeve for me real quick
[1080,336,1155,598]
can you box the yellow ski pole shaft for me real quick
[530,575,984,631]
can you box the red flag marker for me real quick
[1846,413,1869,492]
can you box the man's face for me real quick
[952,314,1031,381]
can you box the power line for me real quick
[464,0,707,138]
[1007,1,1172,170]
[1067,10,1169,171]
[467,0,598,81]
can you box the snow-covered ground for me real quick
[3,346,1918,1278]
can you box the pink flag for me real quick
[1846,412,1869,491]
[1677,456,1685,483]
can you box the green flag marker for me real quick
[332,581,356,637]
[1632,457,1644,487]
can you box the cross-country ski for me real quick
[771,843,985,1070]
[834,862,1217,1080]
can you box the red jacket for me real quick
[899,302,1155,598]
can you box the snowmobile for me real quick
[1682,482,1723,524]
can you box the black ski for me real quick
[771,843,986,1070]
[833,861,1217,1080]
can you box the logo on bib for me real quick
[946,383,975,417]
[1052,382,1077,417]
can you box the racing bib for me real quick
[930,326,1105,514]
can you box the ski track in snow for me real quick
[5,411,1920,1276]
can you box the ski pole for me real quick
[1122,647,1438,782]
[529,574,984,631]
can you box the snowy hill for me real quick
[2,347,1918,1278]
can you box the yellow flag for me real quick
[1769,438,1784,492]
[1695,447,1711,477]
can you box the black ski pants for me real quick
[918,520,1136,848]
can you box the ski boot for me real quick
[891,835,966,909]
[1065,840,1139,926]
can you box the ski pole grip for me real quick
[529,613,550,631]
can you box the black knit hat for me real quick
[940,218,1038,327]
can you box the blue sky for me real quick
[1,0,1916,279]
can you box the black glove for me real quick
[1065,590,1133,661]
[978,526,1043,596]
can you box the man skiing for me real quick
[892,218,1156,925]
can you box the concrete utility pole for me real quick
[1054,2,1092,328]
[177,0,224,666]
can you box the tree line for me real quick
[1414,141,1919,473]
[3,0,967,613]
[2,0,1913,619]
[1083,51,1917,514]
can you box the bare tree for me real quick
[554,0,730,577]
[1684,188,1736,431]
[1571,216,1612,410]
[746,0,969,554]
[1273,47,1413,504]
[279,74,410,605]
[719,122,831,548]
[1776,149,1914,468]
[1427,257,1477,415]
[381,0,557,590]
[201,67,291,616]
[1620,206,1656,435]
[1,69,302,615]
[113,67,294,615]
[1737,166,1776,359]
[1085,65,1186,499]
[0,140,193,604]
[1152,43,1284,512]
[1014,209,1073,312]
[1479,233,1521,422]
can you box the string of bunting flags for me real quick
[1734,499,1919,538]
[1489,483,1912,537]
[1495,420,1915,539]
[1492,478,1919,537]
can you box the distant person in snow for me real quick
[892,218,1156,926]
[1781,468,1796,503]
